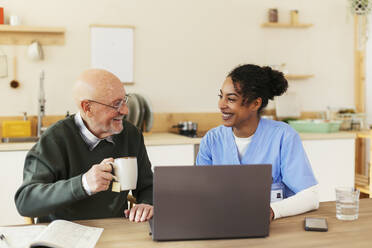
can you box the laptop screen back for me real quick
[152,164,272,241]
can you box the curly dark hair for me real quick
[228,64,288,115]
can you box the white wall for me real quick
[0,0,354,116]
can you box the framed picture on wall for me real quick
[90,24,134,84]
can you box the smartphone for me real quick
[304,217,328,232]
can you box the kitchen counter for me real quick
[299,131,358,140]
[0,142,35,152]
[143,132,202,145]
[0,131,360,152]
[0,132,202,151]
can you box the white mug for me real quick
[27,41,43,61]
[109,157,137,191]
[9,15,21,26]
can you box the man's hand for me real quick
[84,158,114,194]
[270,208,274,222]
[124,204,153,222]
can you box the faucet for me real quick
[37,70,46,137]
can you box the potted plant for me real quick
[349,0,372,15]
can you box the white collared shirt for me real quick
[74,112,115,195]
[74,112,115,151]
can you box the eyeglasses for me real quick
[87,94,130,112]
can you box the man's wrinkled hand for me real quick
[124,204,153,222]
[270,208,274,222]
[84,158,114,194]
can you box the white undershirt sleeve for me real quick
[271,184,319,220]
[82,174,93,196]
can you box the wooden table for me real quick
[76,198,372,248]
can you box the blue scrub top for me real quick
[196,118,318,199]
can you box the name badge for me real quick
[271,189,283,202]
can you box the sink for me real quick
[1,136,39,143]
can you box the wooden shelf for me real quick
[0,25,65,45]
[285,74,314,80]
[261,22,313,28]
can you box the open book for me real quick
[0,219,103,248]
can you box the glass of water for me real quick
[335,187,360,220]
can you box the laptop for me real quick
[150,164,272,241]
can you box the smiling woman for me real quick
[217,64,288,137]
[196,64,319,221]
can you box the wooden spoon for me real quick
[10,56,20,88]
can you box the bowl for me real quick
[288,120,342,133]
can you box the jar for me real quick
[268,8,278,23]
[0,7,4,24]
[290,10,299,24]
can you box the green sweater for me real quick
[14,115,153,222]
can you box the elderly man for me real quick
[15,69,153,222]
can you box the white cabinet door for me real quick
[146,144,195,170]
[0,151,28,225]
[303,139,355,202]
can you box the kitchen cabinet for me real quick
[303,138,355,202]
[146,138,355,202]
[355,132,372,197]
[0,150,28,225]
[0,145,195,225]
[0,25,65,45]
[0,132,356,225]
[146,144,195,170]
